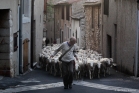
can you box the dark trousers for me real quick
[62,61,73,86]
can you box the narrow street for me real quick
[0,68,139,93]
[0,0,139,93]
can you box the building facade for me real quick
[84,0,102,52]
[0,0,31,77]
[101,0,138,75]
[54,0,73,43]
[0,0,45,77]
[45,0,54,44]
[71,0,85,48]
[33,0,44,63]
[43,0,47,39]
[22,0,32,74]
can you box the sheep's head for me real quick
[109,58,114,66]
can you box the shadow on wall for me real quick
[0,9,11,77]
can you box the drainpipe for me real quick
[19,0,23,74]
[135,2,139,77]
[31,0,34,68]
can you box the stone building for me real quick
[84,0,102,52]
[101,0,139,75]
[0,0,45,77]
[54,0,74,43]
[43,0,47,38]
[45,0,62,44]
[71,0,86,48]
[33,0,44,63]
[45,0,55,44]
[0,0,32,77]
[46,0,85,44]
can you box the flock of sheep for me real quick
[39,44,114,80]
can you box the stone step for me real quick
[0,45,10,53]
[0,37,10,45]
[0,60,10,70]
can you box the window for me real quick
[22,0,30,23]
[23,0,28,15]
[66,5,70,20]
[76,30,77,39]
[104,0,109,15]
[62,6,64,19]
[68,28,69,38]
[77,38,79,46]
[98,7,100,28]
[23,0,29,17]
[13,32,18,52]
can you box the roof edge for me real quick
[83,1,101,6]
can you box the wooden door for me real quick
[23,39,29,73]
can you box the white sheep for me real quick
[100,58,113,76]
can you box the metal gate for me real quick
[23,39,29,73]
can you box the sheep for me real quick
[52,57,60,76]
[74,62,80,79]
[86,58,101,79]
[48,55,61,76]
[73,57,79,79]
[100,58,113,76]
[40,44,113,80]
[38,54,46,69]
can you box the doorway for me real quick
[107,35,112,58]
[114,24,117,62]
[23,38,29,73]
[0,9,10,76]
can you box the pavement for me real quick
[0,76,3,81]
[0,68,139,93]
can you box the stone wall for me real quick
[54,5,72,42]
[85,5,101,52]
[34,0,44,62]
[116,0,137,75]
[54,6,61,41]
[102,0,137,75]
[71,0,85,48]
